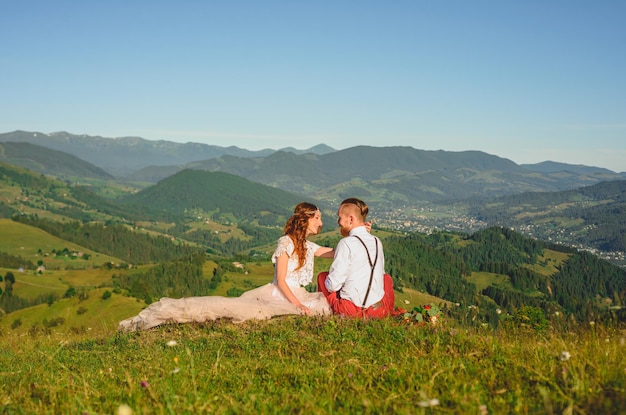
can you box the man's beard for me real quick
[339,225,350,237]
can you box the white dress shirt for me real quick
[325,226,385,308]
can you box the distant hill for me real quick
[0,161,154,223]
[522,160,620,175]
[129,146,626,207]
[277,143,336,155]
[469,180,626,253]
[120,169,310,224]
[3,130,624,207]
[0,142,113,180]
[0,131,335,177]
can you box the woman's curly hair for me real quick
[284,202,319,270]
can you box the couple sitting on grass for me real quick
[119,198,399,332]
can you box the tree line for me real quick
[383,226,625,323]
[12,215,202,265]
[112,253,210,304]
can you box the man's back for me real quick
[325,226,385,308]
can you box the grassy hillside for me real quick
[0,219,121,269]
[0,317,624,414]
[0,287,144,336]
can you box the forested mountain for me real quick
[0,142,114,180]
[0,131,331,177]
[130,146,625,208]
[469,180,626,253]
[120,169,311,225]
[2,131,624,206]
[384,227,625,324]
[521,161,619,175]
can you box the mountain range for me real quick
[2,130,624,207]
[0,130,334,177]
[1,130,625,263]
[2,131,625,332]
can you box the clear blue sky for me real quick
[2,1,625,172]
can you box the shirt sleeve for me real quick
[325,239,351,292]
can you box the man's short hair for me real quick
[340,198,369,220]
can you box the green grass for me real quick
[4,269,69,299]
[0,317,624,414]
[465,271,509,292]
[0,288,145,336]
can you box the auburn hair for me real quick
[284,202,319,270]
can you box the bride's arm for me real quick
[315,247,334,258]
[275,252,311,315]
[313,222,372,259]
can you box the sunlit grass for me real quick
[1,317,624,414]
[465,271,509,292]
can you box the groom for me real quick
[317,198,395,318]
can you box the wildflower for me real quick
[167,340,177,347]
[479,404,488,415]
[589,321,595,326]
[403,300,410,304]
[118,404,133,415]
[560,351,571,361]
[174,356,179,364]
[140,380,149,388]
[170,368,181,374]
[418,398,440,407]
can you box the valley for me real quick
[1,132,625,337]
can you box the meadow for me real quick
[1,220,625,413]
[1,311,624,414]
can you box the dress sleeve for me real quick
[307,240,321,254]
[272,236,293,264]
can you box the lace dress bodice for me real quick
[271,235,320,287]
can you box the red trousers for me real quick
[317,272,395,318]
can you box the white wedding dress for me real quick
[118,236,331,331]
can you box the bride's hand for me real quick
[297,303,312,315]
[365,220,373,233]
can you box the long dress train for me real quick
[118,236,331,331]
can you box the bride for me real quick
[118,202,335,331]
